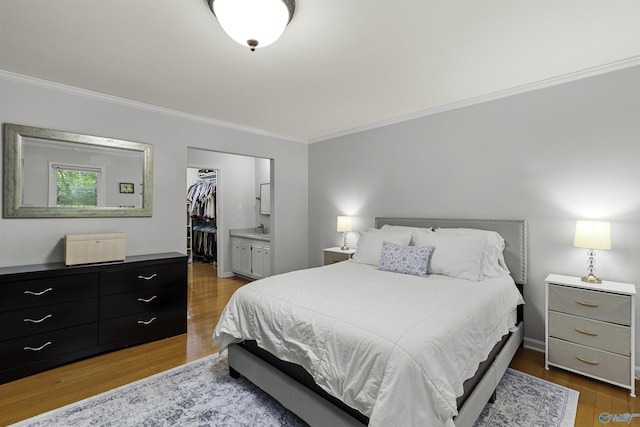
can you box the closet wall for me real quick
[187,148,257,276]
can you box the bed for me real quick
[214,218,526,427]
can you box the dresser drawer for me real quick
[548,337,631,386]
[99,307,186,345]
[100,262,186,295]
[548,311,630,356]
[0,323,98,367]
[100,285,187,320]
[548,284,631,325]
[0,299,98,342]
[0,273,99,311]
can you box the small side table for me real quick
[545,273,636,396]
[323,247,356,265]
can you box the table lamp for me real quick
[337,216,352,250]
[573,220,611,284]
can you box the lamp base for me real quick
[581,273,603,284]
[341,245,349,251]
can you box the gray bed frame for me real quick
[228,218,527,427]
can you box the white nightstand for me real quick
[323,247,356,265]
[545,273,636,396]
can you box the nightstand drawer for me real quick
[548,284,631,325]
[324,251,349,265]
[548,337,631,386]
[548,311,630,355]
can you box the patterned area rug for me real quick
[473,369,579,427]
[11,353,578,427]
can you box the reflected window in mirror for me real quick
[48,163,105,208]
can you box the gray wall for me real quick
[309,65,640,355]
[0,73,308,275]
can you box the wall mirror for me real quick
[260,183,270,215]
[3,123,153,218]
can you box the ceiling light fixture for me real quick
[207,0,296,52]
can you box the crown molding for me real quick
[0,70,305,144]
[3,55,638,146]
[309,55,640,144]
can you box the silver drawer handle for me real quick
[24,314,53,324]
[576,355,599,365]
[575,328,598,336]
[137,317,157,325]
[137,296,157,303]
[575,300,599,308]
[137,273,158,281]
[24,342,52,351]
[24,288,53,296]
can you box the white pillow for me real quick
[380,225,433,245]
[435,228,510,278]
[412,230,486,281]
[352,230,413,266]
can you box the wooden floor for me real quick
[1,262,637,426]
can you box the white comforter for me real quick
[213,261,524,427]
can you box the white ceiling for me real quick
[1,0,639,143]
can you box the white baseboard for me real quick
[523,337,545,352]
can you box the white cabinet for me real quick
[231,237,271,280]
[252,244,265,278]
[545,274,636,396]
[240,242,252,277]
[263,246,270,277]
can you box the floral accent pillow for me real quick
[378,241,434,276]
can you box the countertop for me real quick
[229,229,271,242]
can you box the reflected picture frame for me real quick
[119,183,135,194]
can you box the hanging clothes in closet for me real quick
[187,170,217,263]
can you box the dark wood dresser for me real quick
[0,252,187,384]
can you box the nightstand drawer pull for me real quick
[137,317,157,325]
[24,342,52,352]
[575,300,599,308]
[24,287,53,296]
[574,328,599,336]
[137,273,158,281]
[24,314,53,324]
[137,296,157,303]
[575,355,600,365]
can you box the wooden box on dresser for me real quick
[0,252,187,384]
[545,273,636,396]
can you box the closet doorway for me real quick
[187,148,272,278]
[187,168,218,268]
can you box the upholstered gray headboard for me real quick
[374,218,527,285]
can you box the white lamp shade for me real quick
[213,0,291,49]
[337,216,352,233]
[574,220,611,250]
